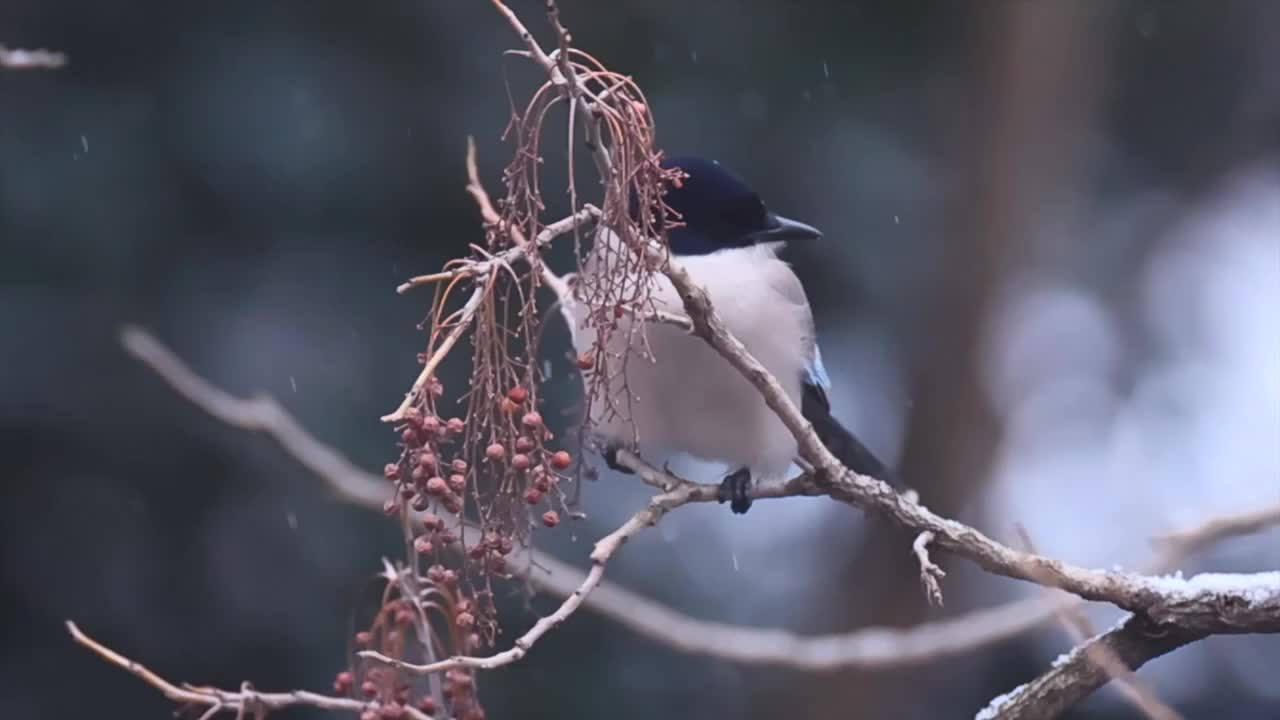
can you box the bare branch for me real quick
[1154,502,1280,558]
[396,205,599,294]
[1014,527,1184,720]
[383,279,489,424]
[65,621,428,720]
[119,327,1280,678]
[360,476,709,675]
[977,615,1203,720]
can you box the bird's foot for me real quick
[717,468,753,514]
[602,444,636,474]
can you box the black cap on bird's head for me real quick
[654,156,822,256]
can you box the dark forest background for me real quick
[2,1,1278,718]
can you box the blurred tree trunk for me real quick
[794,2,1109,716]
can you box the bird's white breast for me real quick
[569,238,813,480]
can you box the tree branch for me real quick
[66,621,428,720]
[977,615,1203,720]
[116,327,1280,683]
[1014,527,1183,720]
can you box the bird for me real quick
[564,155,900,513]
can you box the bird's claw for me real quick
[717,468,753,514]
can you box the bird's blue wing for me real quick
[803,343,832,410]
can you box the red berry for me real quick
[443,496,463,515]
[549,450,572,470]
[441,569,458,586]
[411,465,427,483]
[542,510,560,528]
[507,386,529,404]
[425,476,448,496]
[451,458,468,473]
[515,435,536,453]
[446,474,464,492]
[354,631,371,647]
[395,609,415,626]
[333,670,354,694]
[511,453,531,471]
[404,407,422,425]
[422,512,443,531]
[521,411,543,429]
[382,499,399,516]
[401,428,419,446]
[419,697,437,715]
[422,415,441,434]
[414,536,433,555]
[485,443,505,461]
[499,398,519,416]
[360,680,378,698]
[455,611,475,629]
[383,463,401,481]
[523,488,542,505]
[410,494,430,512]
[446,417,465,434]
[417,452,436,469]
[577,353,594,370]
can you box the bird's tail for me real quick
[802,383,906,491]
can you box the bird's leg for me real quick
[602,444,636,474]
[717,467,753,514]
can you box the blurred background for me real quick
[2,0,1278,718]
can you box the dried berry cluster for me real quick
[381,371,575,624]
[353,29,677,718]
[331,587,486,720]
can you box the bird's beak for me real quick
[751,211,823,243]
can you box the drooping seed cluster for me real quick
[331,589,486,720]
[356,37,674,716]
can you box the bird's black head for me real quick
[656,156,822,256]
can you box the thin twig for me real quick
[396,206,599,294]
[1153,502,1280,558]
[383,280,489,424]
[360,479,708,674]
[913,531,947,607]
[65,621,427,719]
